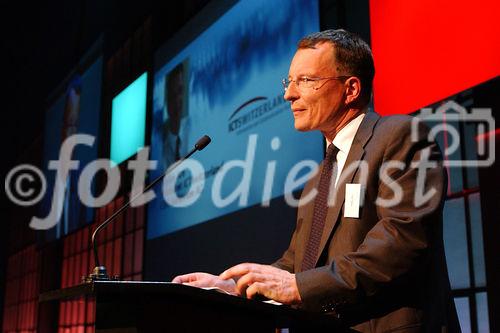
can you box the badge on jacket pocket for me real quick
[344,183,362,218]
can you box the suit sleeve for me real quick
[295,119,446,308]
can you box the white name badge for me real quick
[344,183,362,218]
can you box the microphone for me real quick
[195,135,211,151]
[85,135,212,282]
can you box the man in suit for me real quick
[173,29,459,332]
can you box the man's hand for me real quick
[172,272,237,295]
[219,263,302,305]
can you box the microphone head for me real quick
[195,135,211,151]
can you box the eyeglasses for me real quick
[282,75,350,91]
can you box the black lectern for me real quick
[39,280,341,332]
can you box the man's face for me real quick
[284,42,347,134]
[166,69,184,133]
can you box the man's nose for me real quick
[283,81,299,101]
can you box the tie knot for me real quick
[325,144,338,162]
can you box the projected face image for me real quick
[163,61,188,166]
[166,63,185,135]
[284,42,347,135]
[59,75,83,236]
[62,77,82,140]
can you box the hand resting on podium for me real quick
[172,263,301,305]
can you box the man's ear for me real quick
[344,76,362,106]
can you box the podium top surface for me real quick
[39,281,340,328]
[39,280,341,329]
[40,280,199,302]
[40,280,297,315]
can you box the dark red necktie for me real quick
[301,144,339,272]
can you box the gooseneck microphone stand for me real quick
[84,135,212,282]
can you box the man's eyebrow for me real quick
[288,73,312,78]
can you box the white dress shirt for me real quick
[328,112,366,186]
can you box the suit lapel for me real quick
[314,111,380,266]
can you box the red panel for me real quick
[13,279,20,303]
[105,242,113,269]
[63,238,69,259]
[26,274,31,301]
[97,223,105,245]
[73,255,80,286]
[70,234,76,256]
[4,280,11,304]
[86,299,95,324]
[136,206,144,228]
[82,227,89,249]
[64,300,71,326]
[81,251,89,280]
[25,274,30,300]
[24,275,29,300]
[76,229,82,253]
[78,299,85,324]
[33,300,38,327]
[30,301,36,328]
[116,196,124,208]
[68,258,75,287]
[95,208,105,245]
[59,301,65,325]
[34,274,40,301]
[19,277,25,302]
[115,212,124,238]
[98,245,105,268]
[17,302,23,328]
[22,302,27,329]
[28,301,34,328]
[370,0,500,115]
[65,300,71,325]
[113,238,123,277]
[25,275,31,301]
[25,249,31,272]
[114,197,124,237]
[33,272,38,299]
[123,233,134,276]
[25,301,30,328]
[106,201,115,241]
[91,214,99,234]
[61,259,68,288]
[8,306,17,330]
[125,206,134,233]
[25,301,31,328]
[96,207,104,224]
[133,229,144,274]
[72,299,79,325]
[27,274,33,300]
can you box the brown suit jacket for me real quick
[273,112,460,332]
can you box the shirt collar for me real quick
[327,112,366,154]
